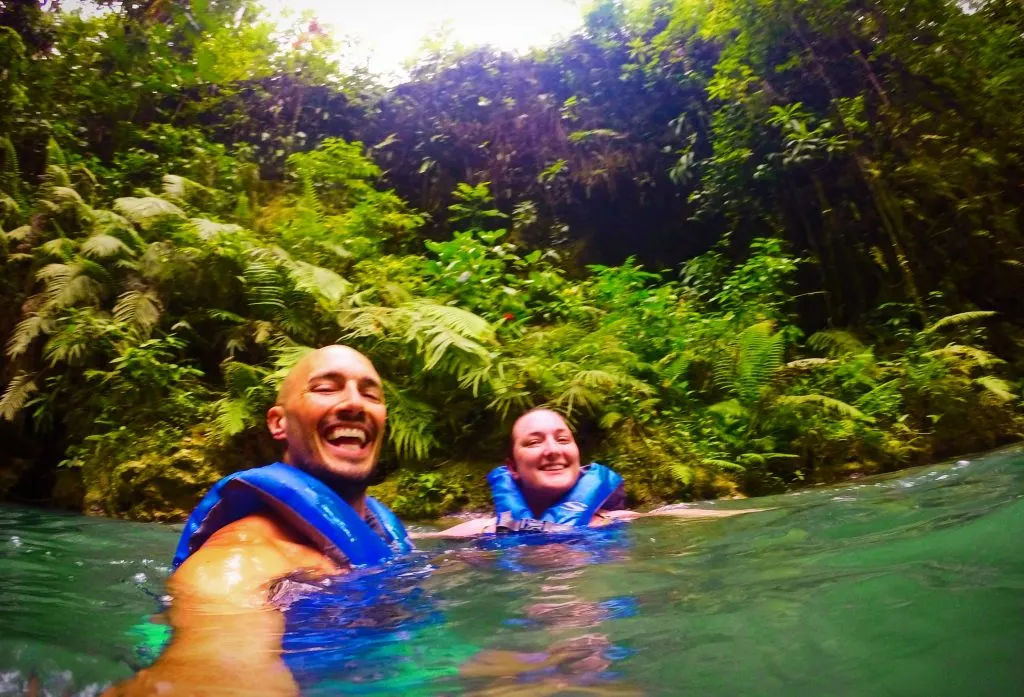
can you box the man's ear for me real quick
[267,405,288,441]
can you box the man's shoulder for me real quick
[171,513,338,604]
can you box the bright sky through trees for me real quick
[274,0,586,77]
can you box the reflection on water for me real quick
[2,446,1024,696]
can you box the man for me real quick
[431,408,759,537]
[106,344,407,696]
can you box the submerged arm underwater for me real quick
[419,505,766,538]
[103,514,340,697]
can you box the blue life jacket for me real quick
[172,462,411,569]
[487,463,624,531]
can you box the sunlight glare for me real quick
[271,0,586,78]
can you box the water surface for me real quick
[2,447,1023,695]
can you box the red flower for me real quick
[502,313,515,321]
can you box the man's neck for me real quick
[284,457,371,520]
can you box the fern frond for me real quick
[974,376,1016,402]
[776,393,873,421]
[38,261,106,309]
[113,289,162,335]
[113,197,186,227]
[400,300,495,371]
[735,321,784,404]
[287,258,351,307]
[39,238,76,259]
[222,360,269,395]
[81,233,132,259]
[213,397,253,437]
[785,357,837,370]
[49,186,83,207]
[190,218,243,240]
[670,462,695,484]
[0,373,37,421]
[7,313,51,358]
[6,225,32,241]
[243,255,288,311]
[807,329,865,356]
[41,164,70,190]
[922,311,997,334]
[383,382,438,461]
[43,317,98,366]
[923,343,1003,368]
[701,457,746,471]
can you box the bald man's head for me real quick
[267,345,387,493]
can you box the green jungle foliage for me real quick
[1,0,1022,519]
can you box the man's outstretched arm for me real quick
[103,515,338,697]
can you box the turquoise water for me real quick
[2,446,1024,695]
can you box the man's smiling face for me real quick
[267,345,387,484]
[508,409,582,505]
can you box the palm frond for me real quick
[922,311,997,334]
[0,373,37,421]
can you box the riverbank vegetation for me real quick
[2,0,1022,520]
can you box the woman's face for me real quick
[508,409,582,505]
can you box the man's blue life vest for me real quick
[487,463,624,531]
[172,462,411,569]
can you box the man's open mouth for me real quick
[322,424,372,452]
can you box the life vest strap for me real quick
[488,463,624,528]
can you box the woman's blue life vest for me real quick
[487,462,625,531]
[172,462,412,570]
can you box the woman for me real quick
[429,408,757,538]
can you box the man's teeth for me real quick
[325,426,368,445]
